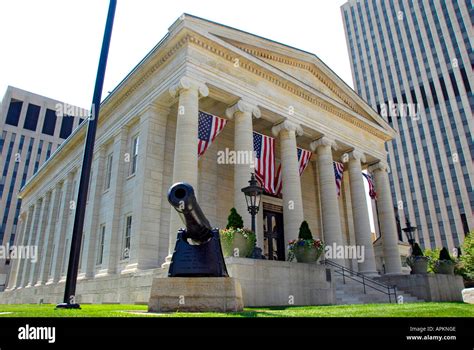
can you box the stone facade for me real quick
[2,14,404,304]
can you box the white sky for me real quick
[0,0,377,232]
[0,0,352,108]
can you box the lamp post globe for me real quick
[241,173,263,233]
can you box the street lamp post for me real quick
[241,173,263,233]
[402,218,418,250]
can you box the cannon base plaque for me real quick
[148,277,244,313]
[168,229,228,277]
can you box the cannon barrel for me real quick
[168,182,212,243]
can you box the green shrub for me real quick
[412,243,424,257]
[439,247,453,261]
[423,248,440,273]
[298,221,313,240]
[226,208,244,229]
[457,232,474,281]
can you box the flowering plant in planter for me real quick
[406,243,429,274]
[219,208,256,258]
[287,221,324,263]
[434,247,456,275]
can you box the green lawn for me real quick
[0,302,472,317]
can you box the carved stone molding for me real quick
[168,76,209,98]
[225,99,261,119]
[346,149,366,163]
[368,161,390,173]
[310,136,338,152]
[272,119,303,137]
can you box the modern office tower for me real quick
[0,86,87,289]
[341,0,473,250]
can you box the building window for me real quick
[87,170,93,202]
[23,103,41,131]
[59,116,74,139]
[42,109,57,136]
[130,135,139,175]
[49,244,55,276]
[97,225,106,265]
[122,215,132,259]
[5,99,23,126]
[104,153,113,190]
[62,239,69,274]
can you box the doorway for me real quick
[262,205,285,261]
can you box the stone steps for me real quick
[333,273,424,305]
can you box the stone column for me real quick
[345,150,377,275]
[6,211,27,290]
[50,173,73,283]
[81,148,106,278]
[123,103,170,272]
[272,120,304,257]
[166,77,208,259]
[16,206,34,288]
[22,198,42,287]
[99,127,128,275]
[310,137,345,264]
[36,186,61,285]
[31,192,51,286]
[369,161,403,275]
[225,100,261,228]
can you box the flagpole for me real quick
[56,0,117,309]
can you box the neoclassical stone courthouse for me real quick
[2,14,405,304]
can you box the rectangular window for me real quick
[97,225,106,265]
[130,135,139,175]
[23,103,41,131]
[48,244,55,277]
[104,153,113,190]
[0,130,7,154]
[5,99,23,126]
[62,239,69,274]
[42,108,57,136]
[59,116,74,139]
[87,170,93,202]
[122,215,132,259]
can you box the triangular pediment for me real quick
[211,36,384,127]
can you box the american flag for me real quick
[198,111,227,157]
[253,132,276,194]
[333,161,344,196]
[274,147,312,195]
[362,172,377,199]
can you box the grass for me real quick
[0,302,472,317]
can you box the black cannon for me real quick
[167,182,228,277]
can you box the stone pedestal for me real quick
[148,277,244,313]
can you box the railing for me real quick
[320,259,398,303]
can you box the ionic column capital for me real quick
[369,161,390,173]
[225,100,261,119]
[168,76,209,98]
[310,136,338,152]
[272,120,303,137]
[345,149,366,163]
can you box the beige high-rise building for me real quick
[341,0,473,251]
[0,86,87,289]
[1,14,414,305]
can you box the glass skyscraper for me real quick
[341,0,473,250]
